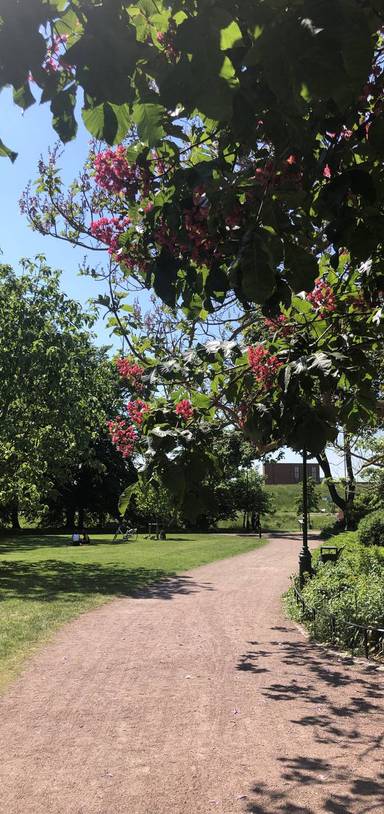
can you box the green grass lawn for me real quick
[0,531,266,692]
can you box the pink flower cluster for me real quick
[107,418,137,458]
[253,157,302,190]
[264,315,293,337]
[91,216,131,254]
[175,399,194,421]
[248,345,283,390]
[307,278,336,317]
[93,146,148,197]
[156,21,179,62]
[43,34,71,76]
[115,358,144,390]
[126,399,149,426]
[154,186,220,266]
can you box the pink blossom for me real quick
[116,358,144,390]
[307,278,336,317]
[248,346,283,389]
[107,418,137,458]
[175,399,194,421]
[126,399,150,426]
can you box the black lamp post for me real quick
[299,447,312,587]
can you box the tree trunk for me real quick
[316,452,346,512]
[11,501,20,530]
[78,506,85,529]
[65,507,75,529]
[344,435,356,530]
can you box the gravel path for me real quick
[0,534,383,814]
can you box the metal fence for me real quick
[291,578,384,661]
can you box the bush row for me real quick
[286,532,384,658]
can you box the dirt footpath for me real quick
[0,534,383,814]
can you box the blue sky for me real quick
[0,88,347,476]
[0,88,115,344]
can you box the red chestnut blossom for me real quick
[253,159,302,190]
[90,216,131,254]
[156,22,179,62]
[323,164,332,179]
[93,146,148,197]
[107,418,137,458]
[307,278,336,317]
[264,314,293,337]
[175,399,194,421]
[248,345,283,390]
[115,358,144,390]
[126,399,150,426]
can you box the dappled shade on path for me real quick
[0,534,382,814]
[0,558,213,601]
[245,636,383,813]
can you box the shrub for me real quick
[320,519,344,539]
[286,532,384,656]
[358,510,384,547]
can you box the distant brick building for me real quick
[263,462,321,485]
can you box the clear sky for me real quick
[0,88,347,477]
[0,87,115,344]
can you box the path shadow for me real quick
[237,643,272,674]
[0,560,214,602]
[242,635,384,813]
[245,767,384,813]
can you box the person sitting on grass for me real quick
[71,530,81,546]
[81,529,91,544]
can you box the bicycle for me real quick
[122,527,138,542]
[113,525,138,542]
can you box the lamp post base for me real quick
[299,547,312,588]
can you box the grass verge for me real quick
[0,531,266,691]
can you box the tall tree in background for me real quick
[0,260,120,526]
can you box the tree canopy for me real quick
[4,1,384,304]
[6,1,384,515]
[0,259,120,523]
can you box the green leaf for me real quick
[132,103,166,147]
[152,249,178,307]
[13,82,35,111]
[195,73,235,120]
[0,138,17,162]
[51,86,77,143]
[137,0,159,15]
[82,101,131,144]
[118,483,138,516]
[368,116,384,155]
[285,244,319,293]
[231,230,280,304]
[220,20,243,50]
[191,392,211,409]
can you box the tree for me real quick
[231,470,275,531]
[23,149,384,523]
[0,260,119,525]
[295,477,320,518]
[130,480,178,529]
[42,432,136,528]
[11,3,384,520]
